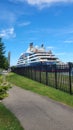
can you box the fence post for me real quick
[54,64,57,89]
[27,66,29,78]
[69,62,72,94]
[26,67,27,76]
[31,66,32,79]
[27,66,29,77]
[24,67,25,76]
[25,67,27,77]
[39,63,42,83]
[34,66,36,81]
[46,65,48,85]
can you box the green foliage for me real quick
[0,103,24,130]
[0,75,11,100]
[3,57,9,69]
[0,68,3,74]
[0,38,9,69]
[0,38,5,68]
[7,72,73,108]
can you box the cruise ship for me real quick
[17,43,63,67]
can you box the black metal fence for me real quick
[12,62,73,94]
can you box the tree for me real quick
[3,57,9,69]
[0,38,9,69]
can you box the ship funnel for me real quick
[29,42,34,52]
[30,42,33,48]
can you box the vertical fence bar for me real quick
[29,66,31,78]
[30,66,32,79]
[28,66,29,78]
[54,64,57,89]
[26,67,27,77]
[27,66,28,77]
[24,67,25,76]
[25,67,27,77]
[46,65,48,85]
[27,67,28,77]
[39,64,42,83]
[34,66,36,81]
[69,62,72,94]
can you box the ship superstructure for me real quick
[17,43,63,66]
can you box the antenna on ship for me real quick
[41,44,44,48]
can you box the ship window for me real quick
[31,59,36,61]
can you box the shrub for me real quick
[0,75,12,100]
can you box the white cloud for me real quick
[9,0,73,8]
[64,40,73,43]
[18,21,31,27]
[47,46,55,49]
[26,0,73,5]
[0,28,16,39]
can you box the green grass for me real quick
[0,103,24,130]
[6,72,73,108]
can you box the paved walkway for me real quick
[3,86,73,130]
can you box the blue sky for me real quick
[0,0,73,66]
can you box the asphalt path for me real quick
[3,86,73,130]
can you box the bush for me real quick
[0,75,12,100]
[0,69,3,74]
[0,86,8,100]
[0,76,3,84]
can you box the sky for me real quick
[0,0,73,66]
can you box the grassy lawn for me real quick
[0,103,24,130]
[6,72,73,108]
